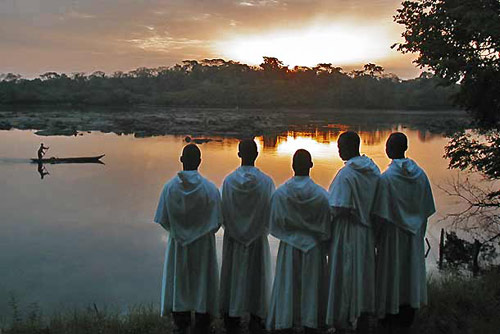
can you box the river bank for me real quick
[0,107,467,138]
[2,268,499,334]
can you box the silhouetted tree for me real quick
[40,72,60,81]
[394,0,500,125]
[90,71,106,79]
[363,63,384,77]
[3,73,22,82]
[260,57,288,74]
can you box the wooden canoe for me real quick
[31,154,105,164]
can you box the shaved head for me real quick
[238,139,258,166]
[292,149,313,176]
[386,132,408,159]
[180,144,201,170]
[337,131,361,161]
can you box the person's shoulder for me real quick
[201,175,220,193]
[222,169,238,184]
[332,166,351,183]
[410,159,429,177]
[418,167,432,184]
[258,169,275,186]
[312,181,329,199]
[164,175,179,187]
[159,175,179,195]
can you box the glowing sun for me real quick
[215,23,392,67]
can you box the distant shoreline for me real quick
[0,107,468,138]
[0,103,461,112]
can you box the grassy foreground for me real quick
[2,269,500,334]
[1,304,173,334]
[415,268,500,334]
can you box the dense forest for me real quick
[0,57,456,109]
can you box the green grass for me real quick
[416,268,500,334]
[1,302,173,334]
[3,269,500,333]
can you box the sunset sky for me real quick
[0,0,422,78]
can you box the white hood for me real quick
[177,170,204,191]
[154,171,222,245]
[221,166,275,246]
[270,176,331,252]
[390,158,424,181]
[347,155,381,174]
[372,159,435,234]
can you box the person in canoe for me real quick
[37,143,49,160]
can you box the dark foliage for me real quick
[394,0,500,126]
[0,58,456,109]
[445,129,500,180]
[418,268,500,333]
[441,231,497,272]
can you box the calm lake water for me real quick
[0,122,462,315]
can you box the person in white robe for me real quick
[220,139,275,334]
[326,131,381,331]
[154,144,222,334]
[267,149,331,334]
[372,132,435,333]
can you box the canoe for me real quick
[31,154,105,164]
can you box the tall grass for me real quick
[416,268,500,333]
[1,299,173,334]
[2,269,500,333]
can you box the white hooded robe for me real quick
[372,158,435,318]
[266,176,331,330]
[326,155,381,328]
[154,170,222,316]
[219,166,275,318]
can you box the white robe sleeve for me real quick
[154,184,170,231]
[328,171,354,218]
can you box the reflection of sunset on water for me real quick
[256,129,403,160]
[276,134,338,159]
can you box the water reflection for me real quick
[257,128,403,158]
[37,161,50,179]
[416,130,441,142]
[275,135,337,158]
[0,127,456,316]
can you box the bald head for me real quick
[238,139,258,166]
[292,149,313,176]
[338,131,361,161]
[386,132,408,159]
[180,144,201,170]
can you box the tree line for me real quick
[0,57,456,109]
